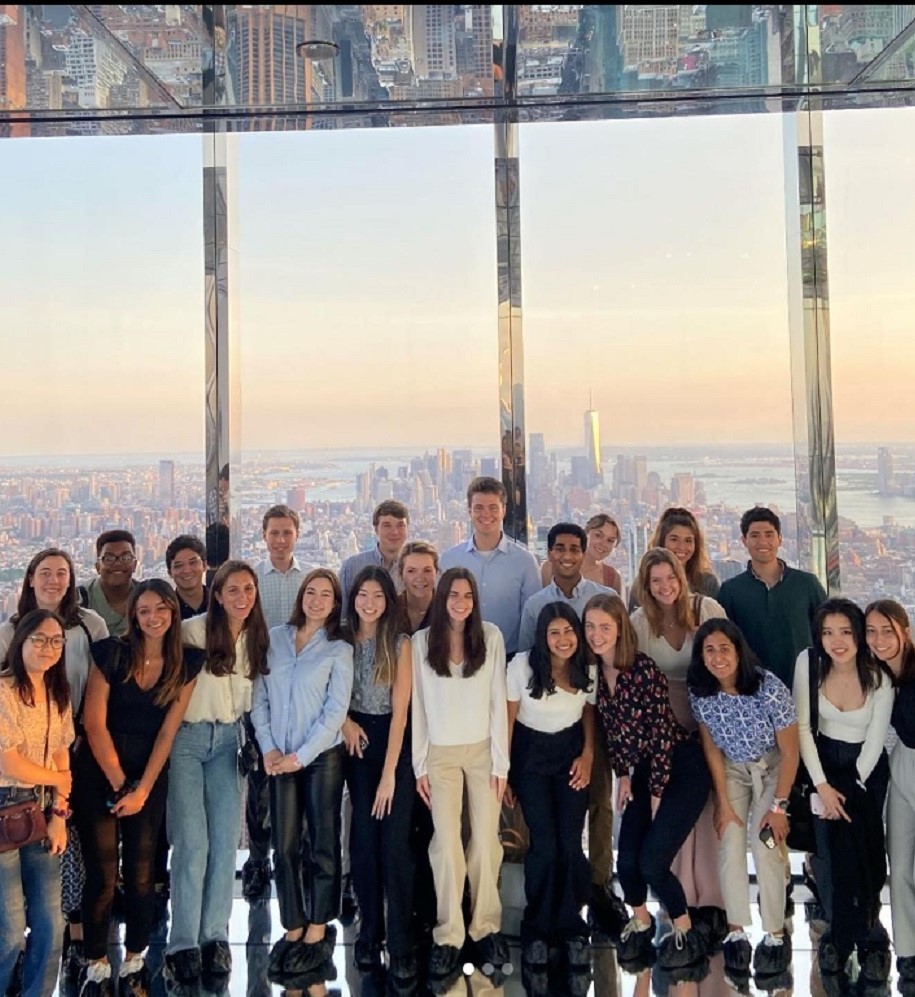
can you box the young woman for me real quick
[687,618,799,979]
[794,598,893,982]
[540,514,623,595]
[0,610,74,997]
[629,547,727,927]
[506,602,595,976]
[412,567,509,986]
[0,548,108,982]
[865,599,914,985]
[73,580,200,997]
[251,568,353,981]
[341,566,415,983]
[164,560,270,989]
[396,541,439,635]
[583,593,710,971]
[630,508,719,609]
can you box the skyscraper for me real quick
[584,393,602,487]
[878,447,895,496]
[158,460,175,508]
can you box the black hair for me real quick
[165,534,206,572]
[527,602,593,700]
[95,529,136,557]
[426,567,486,678]
[739,507,781,538]
[3,609,71,715]
[812,597,883,693]
[547,522,588,552]
[344,566,401,686]
[688,617,763,697]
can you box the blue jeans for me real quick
[167,721,241,955]
[0,789,64,997]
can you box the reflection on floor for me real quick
[56,887,898,996]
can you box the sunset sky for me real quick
[1,106,912,457]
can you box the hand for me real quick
[503,784,515,808]
[263,749,284,775]
[55,769,73,798]
[650,795,662,819]
[714,801,745,839]
[491,774,507,803]
[816,782,849,821]
[616,775,632,812]
[46,815,68,855]
[112,786,149,817]
[416,775,432,809]
[342,719,368,759]
[759,809,789,845]
[569,753,592,791]
[276,754,302,775]
[371,771,395,819]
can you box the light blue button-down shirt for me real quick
[339,545,403,611]
[250,625,353,769]
[255,557,309,629]
[517,577,616,653]
[440,533,540,655]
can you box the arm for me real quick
[697,724,742,839]
[372,637,412,818]
[290,646,354,770]
[519,554,542,614]
[46,744,71,855]
[412,635,432,807]
[517,599,537,655]
[82,663,128,792]
[569,702,594,790]
[0,747,71,795]
[488,629,510,782]
[645,666,677,798]
[758,722,800,845]
[792,651,826,786]
[856,678,893,784]
[250,673,277,755]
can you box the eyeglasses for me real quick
[27,635,66,651]
[100,553,137,566]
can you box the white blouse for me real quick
[181,615,254,724]
[507,652,596,734]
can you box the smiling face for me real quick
[584,607,619,659]
[469,491,505,546]
[648,563,681,606]
[402,553,436,602]
[354,579,386,628]
[264,516,298,566]
[664,525,696,566]
[866,610,906,668]
[376,515,408,560]
[546,616,578,663]
[30,555,72,611]
[134,590,174,641]
[215,570,258,627]
[97,540,137,586]
[820,613,857,666]
[22,618,65,677]
[702,630,739,690]
[587,523,618,561]
[742,520,781,566]
[169,547,207,595]
[301,576,336,625]
[446,579,474,625]
[548,533,585,584]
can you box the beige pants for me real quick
[588,729,614,886]
[427,739,503,947]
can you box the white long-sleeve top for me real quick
[793,649,893,786]
[411,621,510,780]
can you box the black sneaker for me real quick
[617,914,655,966]
[565,935,591,971]
[241,858,271,902]
[753,933,791,977]
[117,963,149,997]
[354,937,382,973]
[340,873,359,927]
[722,929,752,976]
[522,938,549,970]
[201,940,232,976]
[657,926,707,970]
[475,931,510,973]
[428,943,461,981]
[589,882,629,941]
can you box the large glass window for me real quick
[519,114,798,590]
[236,124,499,569]
[0,134,205,614]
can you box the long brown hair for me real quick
[426,567,487,678]
[345,566,402,686]
[14,549,81,628]
[648,507,713,590]
[3,609,71,714]
[637,548,697,638]
[206,561,270,680]
[125,580,186,707]
[865,598,915,687]
[288,568,347,642]
[582,592,639,672]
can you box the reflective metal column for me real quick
[203,4,240,565]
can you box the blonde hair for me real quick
[397,540,439,576]
[637,547,697,638]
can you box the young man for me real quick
[79,529,138,637]
[339,499,409,607]
[440,476,540,658]
[718,506,827,689]
[517,522,615,653]
[165,534,208,619]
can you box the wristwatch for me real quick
[770,797,790,814]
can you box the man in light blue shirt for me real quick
[339,499,408,609]
[440,476,540,657]
[518,522,616,652]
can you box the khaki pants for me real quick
[719,750,790,934]
[588,729,614,886]
[427,739,503,947]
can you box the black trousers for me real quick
[511,721,590,941]
[617,739,710,920]
[270,744,344,930]
[244,713,272,863]
[343,711,416,957]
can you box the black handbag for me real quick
[786,648,819,852]
[0,699,50,853]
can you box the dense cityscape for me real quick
[0,398,912,623]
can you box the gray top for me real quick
[350,633,406,716]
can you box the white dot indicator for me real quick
[462,962,475,976]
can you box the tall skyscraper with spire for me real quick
[584,391,602,487]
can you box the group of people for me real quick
[0,475,912,996]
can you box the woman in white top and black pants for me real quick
[507,601,595,978]
[412,566,510,987]
[794,597,893,983]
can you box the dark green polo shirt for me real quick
[718,561,827,689]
